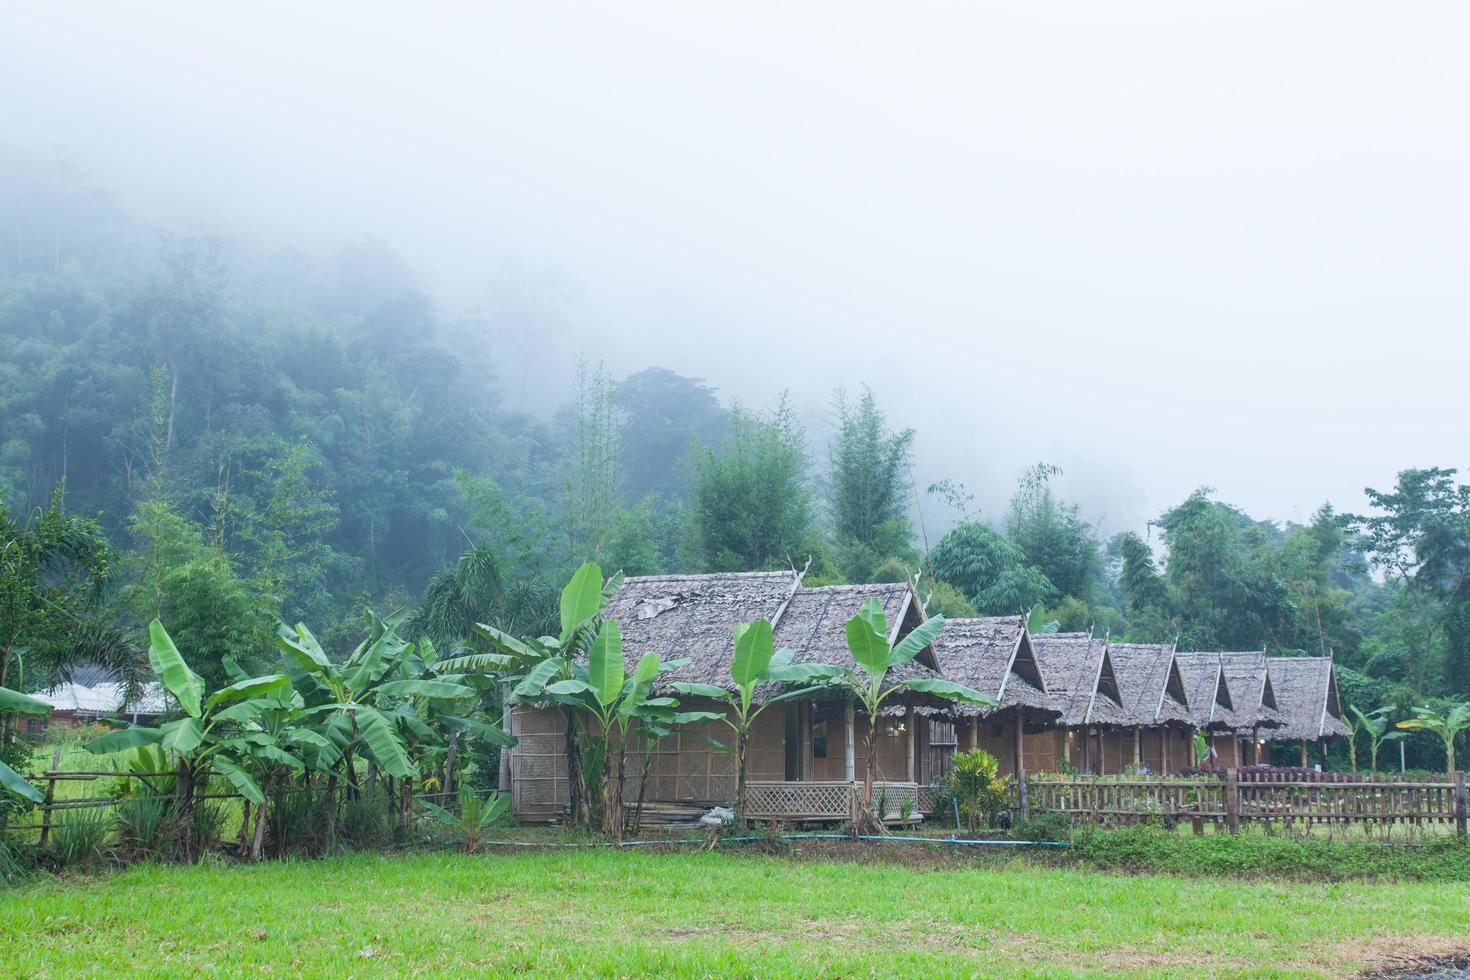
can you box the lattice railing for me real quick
[746,781,853,820]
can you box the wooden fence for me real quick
[1023,769,1469,835]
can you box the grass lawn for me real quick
[3,847,1468,977]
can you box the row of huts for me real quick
[507,571,1350,821]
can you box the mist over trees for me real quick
[3,152,1470,770]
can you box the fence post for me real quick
[37,747,62,848]
[1455,771,1467,838]
[1225,767,1240,835]
[1019,771,1031,820]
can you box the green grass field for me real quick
[4,846,1468,977]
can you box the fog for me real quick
[5,2,1467,532]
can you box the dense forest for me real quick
[4,151,1470,772]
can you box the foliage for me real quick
[419,785,511,853]
[1396,702,1470,772]
[690,394,813,572]
[1009,811,1073,842]
[827,386,916,581]
[934,748,1012,833]
[1347,705,1404,778]
[1351,468,1470,695]
[931,521,1056,615]
[1005,464,1101,601]
[1072,824,1470,882]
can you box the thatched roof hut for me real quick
[1262,655,1351,742]
[933,616,1055,719]
[1174,652,1235,730]
[1216,650,1285,733]
[1032,631,1121,727]
[1107,641,1192,728]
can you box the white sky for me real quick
[3,2,1467,532]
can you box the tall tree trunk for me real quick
[174,758,196,861]
[563,708,588,827]
[165,365,179,452]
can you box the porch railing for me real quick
[744,780,933,823]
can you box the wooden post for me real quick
[37,747,61,848]
[498,683,513,793]
[1013,707,1025,780]
[905,707,916,784]
[1225,767,1240,835]
[1132,728,1142,768]
[1019,770,1031,820]
[1300,741,1309,768]
[843,700,856,783]
[1455,771,1467,838]
[1162,730,1171,775]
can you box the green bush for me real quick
[50,807,116,870]
[1071,825,1470,881]
[1011,811,1073,842]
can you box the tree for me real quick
[935,748,1012,834]
[124,498,273,690]
[670,619,842,828]
[1,487,145,804]
[1116,532,1172,637]
[86,619,298,859]
[1005,464,1100,601]
[1351,468,1470,694]
[615,368,727,503]
[819,599,994,833]
[690,395,814,571]
[828,387,916,582]
[1396,702,1470,773]
[931,521,1056,615]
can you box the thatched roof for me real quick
[603,574,956,709]
[1174,652,1232,729]
[604,571,801,688]
[770,583,950,710]
[1262,655,1351,742]
[1216,651,1285,732]
[934,616,1055,718]
[1032,631,1121,727]
[1107,642,1192,728]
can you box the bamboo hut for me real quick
[1104,641,1194,774]
[1029,631,1122,773]
[1262,654,1351,766]
[506,573,952,823]
[1212,650,1285,766]
[931,616,1057,778]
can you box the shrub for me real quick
[50,806,116,870]
[0,838,37,887]
[113,796,173,860]
[1011,811,1072,842]
[933,749,1012,834]
[1071,825,1470,881]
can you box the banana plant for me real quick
[1397,702,1470,773]
[440,562,624,828]
[419,785,511,853]
[276,610,494,788]
[515,617,715,840]
[1348,705,1404,780]
[86,620,294,856]
[671,619,844,828]
[823,599,996,833]
[0,687,53,802]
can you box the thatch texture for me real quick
[1263,656,1352,742]
[1174,652,1231,729]
[1032,632,1120,727]
[769,583,949,710]
[1216,651,1285,732]
[1107,642,1192,728]
[934,616,1054,718]
[602,571,801,689]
